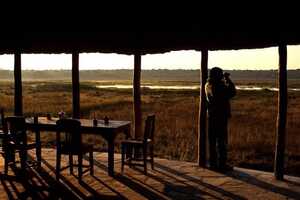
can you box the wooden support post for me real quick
[72,52,80,119]
[133,52,142,139]
[14,52,22,116]
[198,49,208,167]
[274,44,287,180]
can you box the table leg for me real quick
[108,136,115,176]
[36,129,42,167]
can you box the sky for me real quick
[0,45,299,70]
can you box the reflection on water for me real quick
[96,85,198,90]
[96,84,300,91]
[236,86,279,91]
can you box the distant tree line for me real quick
[1,69,300,81]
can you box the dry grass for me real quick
[0,81,299,176]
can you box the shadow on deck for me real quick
[0,148,299,200]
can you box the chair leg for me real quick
[36,145,42,168]
[128,146,133,167]
[121,144,125,173]
[20,149,27,171]
[4,157,9,175]
[143,147,147,174]
[4,149,12,175]
[89,151,94,176]
[12,151,16,167]
[69,154,73,175]
[78,154,83,181]
[56,152,61,180]
[150,145,154,170]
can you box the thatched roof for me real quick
[0,31,299,55]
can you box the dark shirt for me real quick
[205,78,236,119]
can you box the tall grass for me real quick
[0,81,299,176]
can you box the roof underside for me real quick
[0,32,299,55]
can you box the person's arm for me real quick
[224,73,236,98]
[205,82,213,103]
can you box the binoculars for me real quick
[224,72,230,78]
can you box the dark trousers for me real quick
[208,115,228,169]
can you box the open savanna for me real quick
[0,80,299,177]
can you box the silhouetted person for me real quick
[205,67,236,172]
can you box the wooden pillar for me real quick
[274,44,287,180]
[133,52,142,138]
[72,52,80,119]
[14,52,22,116]
[198,49,208,167]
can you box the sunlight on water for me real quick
[236,86,278,91]
[96,85,198,90]
[96,84,133,89]
[96,85,300,91]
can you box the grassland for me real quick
[0,80,299,177]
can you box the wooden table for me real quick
[26,117,131,176]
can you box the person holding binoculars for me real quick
[205,67,236,172]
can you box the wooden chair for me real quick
[3,116,41,174]
[56,118,94,181]
[121,115,155,174]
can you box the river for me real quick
[95,85,300,91]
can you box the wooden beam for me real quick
[14,52,22,116]
[274,44,287,180]
[198,49,208,167]
[72,52,80,119]
[133,52,142,138]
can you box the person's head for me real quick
[209,67,224,82]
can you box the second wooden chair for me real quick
[56,118,94,181]
[121,115,155,174]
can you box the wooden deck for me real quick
[0,148,299,200]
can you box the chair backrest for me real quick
[4,116,27,145]
[143,115,155,142]
[56,118,81,151]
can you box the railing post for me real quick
[133,52,142,138]
[14,52,22,116]
[198,49,208,167]
[72,52,80,119]
[274,44,287,180]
